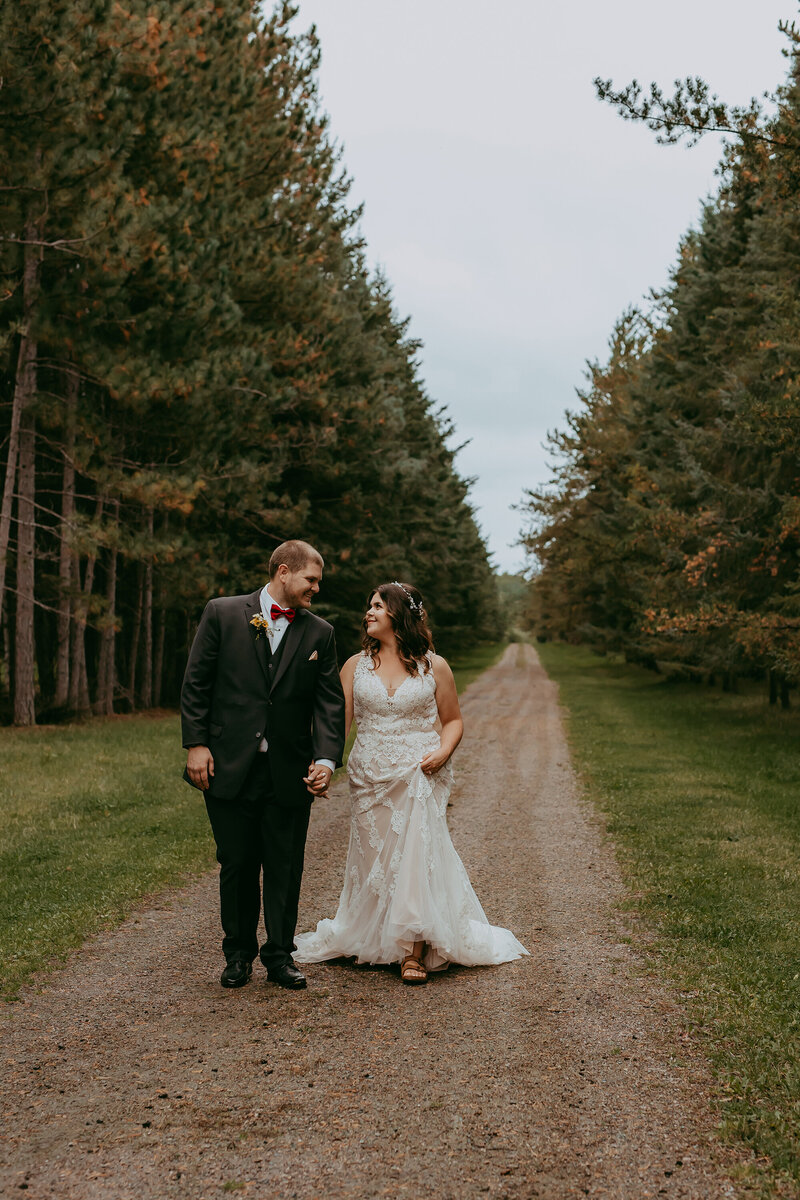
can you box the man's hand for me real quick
[304,762,332,798]
[187,745,215,791]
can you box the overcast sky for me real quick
[293,1,793,573]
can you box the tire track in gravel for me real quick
[0,644,741,1199]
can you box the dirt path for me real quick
[1,644,739,1199]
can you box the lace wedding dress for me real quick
[294,653,528,971]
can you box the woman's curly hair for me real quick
[361,582,434,675]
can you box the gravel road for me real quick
[0,644,741,1198]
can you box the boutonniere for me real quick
[250,614,271,639]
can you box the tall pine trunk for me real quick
[128,562,144,710]
[0,221,41,622]
[54,367,78,708]
[13,404,36,725]
[152,513,167,708]
[69,496,103,714]
[1,605,10,703]
[153,603,165,708]
[95,499,119,716]
[142,508,154,709]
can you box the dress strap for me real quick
[357,651,375,678]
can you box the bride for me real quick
[294,581,528,984]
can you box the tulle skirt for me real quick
[294,731,529,971]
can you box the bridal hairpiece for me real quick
[391,581,424,616]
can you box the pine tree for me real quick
[524,19,800,697]
[0,1,495,721]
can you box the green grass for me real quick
[449,641,507,694]
[0,713,211,1001]
[1,643,507,1003]
[536,642,800,1195]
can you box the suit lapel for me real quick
[270,609,310,694]
[244,589,271,687]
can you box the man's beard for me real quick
[287,587,312,608]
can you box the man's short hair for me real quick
[268,540,324,580]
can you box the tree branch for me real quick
[594,76,788,150]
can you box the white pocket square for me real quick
[308,650,318,661]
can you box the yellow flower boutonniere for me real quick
[250,614,271,639]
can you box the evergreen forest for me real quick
[521,24,800,703]
[0,1,496,726]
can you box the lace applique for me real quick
[390,807,406,834]
[340,654,454,894]
[389,842,404,876]
[353,652,438,731]
[365,809,382,851]
[293,648,529,970]
[367,859,385,896]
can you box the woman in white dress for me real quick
[294,582,528,984]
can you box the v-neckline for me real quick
[368,658,416,700]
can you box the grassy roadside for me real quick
[1,642,507,1002]
[536,641,800,1196]
[449,641,507,694]
[0,712,210,1002]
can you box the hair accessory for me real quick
[391,581,424,616]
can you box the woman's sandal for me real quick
[400,954,428,985]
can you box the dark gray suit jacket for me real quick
[180,589,346,803]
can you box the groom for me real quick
[181,540,346,990]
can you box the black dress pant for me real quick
[204,754,312,970]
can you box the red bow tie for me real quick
[270,603,296,623]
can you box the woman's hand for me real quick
[421,655,463,777]
[304,762,333,797]
[420,747,449,775]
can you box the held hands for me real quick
[304,762,333,798]
[187,748,330,797]
[187,745,215,791]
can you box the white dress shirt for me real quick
[257,586,335,774]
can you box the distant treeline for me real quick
[521,27,800,701]
[0,1,496,726]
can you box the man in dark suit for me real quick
[181,540,346,990]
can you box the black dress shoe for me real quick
[267,962,307,990]
[220,960,253,988]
